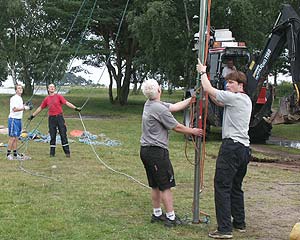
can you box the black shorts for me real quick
[140,146,176,191]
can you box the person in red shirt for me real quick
[29,84,81,157]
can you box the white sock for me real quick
[166,211,175,220]
[153,208,162,217]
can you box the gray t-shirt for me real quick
[140,100,179,149]
[216,90,252,146]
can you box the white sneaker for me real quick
[16,154,24,160]
[16,153,31,161]
[7,155,14,160]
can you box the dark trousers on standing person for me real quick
[214,138,250,233]
[48,114,70,157]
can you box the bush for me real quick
[275,81,293,97]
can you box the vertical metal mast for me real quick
[192,0,207,224]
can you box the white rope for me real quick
[17,0,150,190]
[18,162,61,182]
[78,112,150,189]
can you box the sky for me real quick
[2,60,292,89]
[70,59,115,87]
[3,59,114,88]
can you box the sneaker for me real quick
[208,230,233,239]
[233,226,246,233]
[164,215,183,227]
[16,154,31,161]
[7,155,14,161]
[50,154,55,157]
[151,214,166,223]
[65,154,70,158]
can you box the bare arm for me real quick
[12,106,25,112]
[196,59,218,98]
[172,123,203,136]
[65,101,76,110]
[32,106,43,117]
[169,97,192,112]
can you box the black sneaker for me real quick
[164,215,183,227]
[151,214,166,223]
[208,230,232,239]
[233,226,246,233]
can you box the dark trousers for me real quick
[214,138,250,232]
[48,114,70,156]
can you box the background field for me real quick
[0,87,299,240]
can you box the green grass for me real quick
[271,123,300,141]
[0,87,298,240]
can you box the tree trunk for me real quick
[137,82,142,94]
[22,66,33,96]
[103,30,137,105]
[107,65,114,104]
[131,71,138,95]
[273,72,278,86]
[118,38,136,105]
[8,61,17,86]
[119,64,131,105]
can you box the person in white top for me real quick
[7,84,31,160]
[222,58,237,78]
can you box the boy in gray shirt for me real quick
[197,59,251,239]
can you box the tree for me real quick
[0,0,85,95]
[0,58,7,83]
[2,0,297,102]
[71,0,138,105]
[128,0,199,90]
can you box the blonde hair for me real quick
[142,79,160,100]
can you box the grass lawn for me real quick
[0,87,299,240]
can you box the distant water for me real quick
[267,139,300,149]
[0,88,67,95]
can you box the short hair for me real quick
[225,71,247,85]
[15,84,23,91]
[142,79,160,100]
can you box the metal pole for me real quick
[192,0,207,224]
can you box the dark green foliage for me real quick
[0,0,298,101]
[128,0,199,89]
[0,0,88,94]
[275,81,294,97]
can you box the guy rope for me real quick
[18,0,150,190]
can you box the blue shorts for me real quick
[8,118,22,137]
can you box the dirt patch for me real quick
[245,141,300,239]
[250,142,300,171]
[245,177,300,240]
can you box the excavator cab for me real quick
[185,4,300,143]
[205,29,251,127]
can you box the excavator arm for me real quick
[246,4,300,125]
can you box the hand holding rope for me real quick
[28,115,35,121]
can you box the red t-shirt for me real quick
[40,94,67,116]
